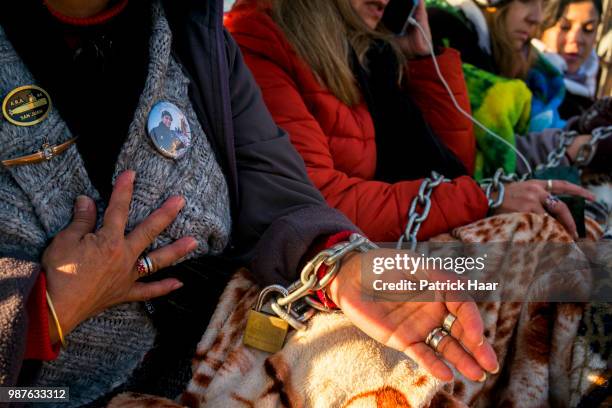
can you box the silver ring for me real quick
[442,313,457,334]
[136,255,155,278]
[547,179,553,192]
[425,327,449,352]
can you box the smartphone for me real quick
[382,0,420,36]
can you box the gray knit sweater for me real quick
[0,2,231,406]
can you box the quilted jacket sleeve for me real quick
[226,8,489,243]
[0,256,42,386]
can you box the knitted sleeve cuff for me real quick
[24,272,60,361]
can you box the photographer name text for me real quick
[372,279,499,291]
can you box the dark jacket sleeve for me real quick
[0,255,41,386]
[515,128,569,173]
[514,118,581,173]
[224,31,357,286]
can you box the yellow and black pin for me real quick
[2,85,52,126]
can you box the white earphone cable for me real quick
[406,17,533,174]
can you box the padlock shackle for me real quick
[255,284,289,311]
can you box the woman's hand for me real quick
[43,170,197,342]
[328,252,499,382]
[492,179,595,239]
[394,0,433,58]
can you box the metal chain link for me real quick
[482,169,505,209]
[259,233,377,330]
[475,126,612,211]
[534,125,612,170]
[574,125,612,167]
[478,168,526,210]
[396,171,450,251]
[536,129,579,171]
[255,127,612,333]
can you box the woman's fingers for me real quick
[547,180,596,201]
[445,301,483,347]
[445,301,498,373]
[63,195,97,240]
[441,314,499,374]
[126,196,186,255]
[436,335,486,381]
[520,180,583,238]
[132,237,197,279]
[101,170,135,235]
[398,302,496,382]
[125,278,184,302]
[542,194,578,238]
[405,342,454,382]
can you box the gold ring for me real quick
[546,179,553,192]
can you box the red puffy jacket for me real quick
[226,0,489,242]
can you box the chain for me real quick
[574,125,612,167]
[259,233,377,331]
[396,171,450,251]
[536,129,580,171]
[533,125,612,170]
[395,166,526,251]
[481,169,505,209]
[478,168,527,210]
[475,126,611,212]
[257,126,612,332]
[475,129,598,209]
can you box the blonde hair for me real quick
[484,4,537,79]
[271,0,404,106]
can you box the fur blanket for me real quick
[583,171,612,239]
[109,213,609,408]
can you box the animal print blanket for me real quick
[583,171,612,239]
[109,213,610,408]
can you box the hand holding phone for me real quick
[383,0,432,57]
[382,0,421,36]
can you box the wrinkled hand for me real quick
[42,170,197,342]
[394,0,432,58]
[327,252,499,382]
[492,180,595,239]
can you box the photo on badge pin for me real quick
[147,101,192,159]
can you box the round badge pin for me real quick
[2,85,52,126]
[147,101,192,159]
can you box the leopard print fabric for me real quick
[109,213,607,408]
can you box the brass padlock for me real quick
[243,285,289,353]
